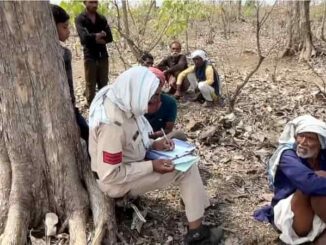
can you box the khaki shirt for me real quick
[89,98,153,186]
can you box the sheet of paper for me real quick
[173,155,199,172]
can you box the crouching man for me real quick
[254,115,326,244]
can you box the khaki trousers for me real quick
[99,164,210,222]
[84,58,108,105]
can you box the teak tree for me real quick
[0,2,116,244]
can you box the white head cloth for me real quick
[88,66,159,148]
[190,49,208,61]
[268,115,326,187]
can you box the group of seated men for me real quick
[140,41,223,108]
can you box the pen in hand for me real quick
[161,128,174,151]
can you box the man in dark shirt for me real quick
[254,115,326,244]
[75,0,113,106]
[51,4,89,145]
[157,41,189,94]
[139,52,154,67]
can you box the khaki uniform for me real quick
[89,98,210,222]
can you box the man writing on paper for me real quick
[89,67,222,244]
[254,115,326,244]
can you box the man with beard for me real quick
[75,0,113,106]
[254,115,326,245]
[157,41,189,94]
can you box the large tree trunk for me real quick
[282,0,315,60]
[0,2,116,244]
[236,0,242,22]
[299,0,315,61]
[282,0,300,57]
[320,1,326,41]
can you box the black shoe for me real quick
[184,225,223,245]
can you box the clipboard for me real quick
[146,139,198,172]
[146,138,195,160]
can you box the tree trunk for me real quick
[121,0,129,50]
[236,0,242,22]
[0,2,116,244]
[320,1,326,41]
[282,0,300,57]
[299,0,315,61]
[282,0,315,60]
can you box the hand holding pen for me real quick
[161,128,175,151]
[152,129,175,151]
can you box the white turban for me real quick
[190,49,208,61]
[268,115,326,187]
[88,66,160,148]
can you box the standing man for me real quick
[75,0,113,106]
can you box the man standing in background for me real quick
[75,0,113,106]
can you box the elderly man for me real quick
[254,115,326,244]
[156,41,188,94]
[175,50,221,107]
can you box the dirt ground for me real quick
[67,20,326,245]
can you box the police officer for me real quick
[89,66,223,244]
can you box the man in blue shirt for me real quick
[254,115,326,244]
[145,67,187,141]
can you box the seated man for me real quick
[175,50,221,107]
[254,115,326,245]
[156,41,189,94]
[145,67,186,141]
[89,66,222,244]
[139,52,154,67]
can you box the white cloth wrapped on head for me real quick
[268,115,326,187]
[189,50,208,61]
[88,66,160,148]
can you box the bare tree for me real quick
[282,0,300,57]
[236,0,243,21]
[228,1,277,111]
[282,0,315,61]
[319,0,326,41]
[299,0,315,61]
[0,2,116,244]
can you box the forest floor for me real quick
[67,21,326,245]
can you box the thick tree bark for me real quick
[282,0,315,60]
[282,0,300,57]
[0,132,11,234]
[299,0,315,61]
[320,1,326,41]
[0,2,116,244]
[236,0,242,22]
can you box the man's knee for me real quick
[197,82,206,91]
[291,191,314,237]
